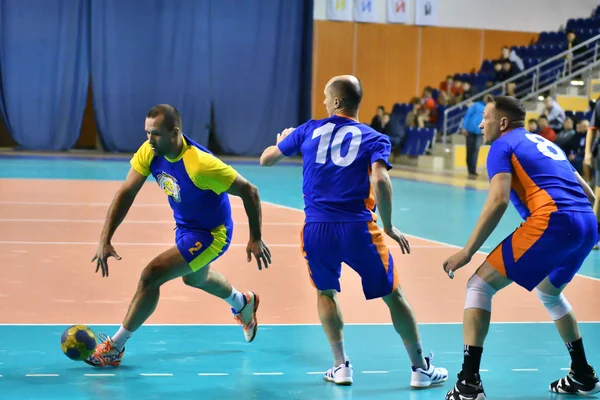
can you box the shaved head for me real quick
[323,75,363,117]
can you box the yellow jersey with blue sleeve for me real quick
[130,133,237,232]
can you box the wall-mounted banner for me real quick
[387,0,409,24]
[327,0,354,21]
[415,0,439,26]
[355,0,377,23]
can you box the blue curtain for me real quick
[0,0,90,150]
[90,0,211,152]
[209,0,313,156]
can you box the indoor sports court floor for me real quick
[0,154,599,400]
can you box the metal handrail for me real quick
[442,32,600,140]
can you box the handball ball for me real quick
[60,325,97,361]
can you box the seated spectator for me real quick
[421,87,437,127]
[528,119,539,133]
[537,115,557,142]
[462,81,474,101]
[500,46,524,72]
[405,97,426,128]
[506,82,517,96]
[540,96,566,132]
[381,113,390,135]
[370,105,385,132]
[555,116,576,149]
[563,119,589,173]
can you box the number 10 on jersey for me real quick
[312,123,363,167]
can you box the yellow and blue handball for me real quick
[60,325,97,361]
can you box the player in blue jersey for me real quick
[259,75,448,388]
[85,104,271,367]
[443,96,600,399]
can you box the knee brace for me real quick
[535,289,572,321]
[464,275,497,312]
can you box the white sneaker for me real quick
[410,352,448,388]
[324,360,353,386]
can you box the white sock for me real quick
[111,326,133,350]
[331,340,348,366]
[225,287,246,313]
[405,340,427,370]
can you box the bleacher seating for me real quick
[400,128,435,156]
[386,5,600,150]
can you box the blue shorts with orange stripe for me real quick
[301,221,398,300]
[175,221,233,272]
[487,210,597,291]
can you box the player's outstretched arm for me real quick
[259,127,295,166]
[574,170,596,205]
[226,175,272,270]
[371,160,411,254]
[93,167,146,277]
[443,172,511,278]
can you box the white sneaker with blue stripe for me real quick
[324,360,353,386]
[410,352,448,388]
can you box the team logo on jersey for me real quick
[157,172,181,202]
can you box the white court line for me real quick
[262,201,600,283]
[140,373,173,377]
[0,218,300,226]
[252,372,284,376]
[0,201,241,208]
[198,373,229,376]
[1,321,599,326]
[480,369,489,372]
[26,374,59,377]
[511,369,539,372]
[0,240,447,249]
[561,368,571,371]
[3,198,598,282]
[361,371,389,374]
[84,373,115,377]
[307,371,326,375]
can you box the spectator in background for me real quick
[461,95,494,177]
[537,115,557,142]
[540,96,566,132]
[370,105,385,133]
[405,97,426,128]
[555,116,576,149]
[381,113,390,135]
[440,75,455,94]
[566,30,586,73]
[528,119,539,133]
[500,46,524,72]
[505,82,517,96]
[461,81,473,101]
[421,87,437,127]
[563,119,589,174]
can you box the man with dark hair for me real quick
[85,104,271,367]
[259,75,448,389]
[147,104,182,132]
[443,96,599,399]
[461,95,494,178]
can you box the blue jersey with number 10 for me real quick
[277,115,393,222]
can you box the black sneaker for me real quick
[446,372,487,400]
[549,366,600,395]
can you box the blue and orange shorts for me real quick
[486,210,597,291]
[300,221,398,300]
[175,222,234,272]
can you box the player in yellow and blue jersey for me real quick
[259,75,448,389]
[443,96,600,399]
[85,104,271,367]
